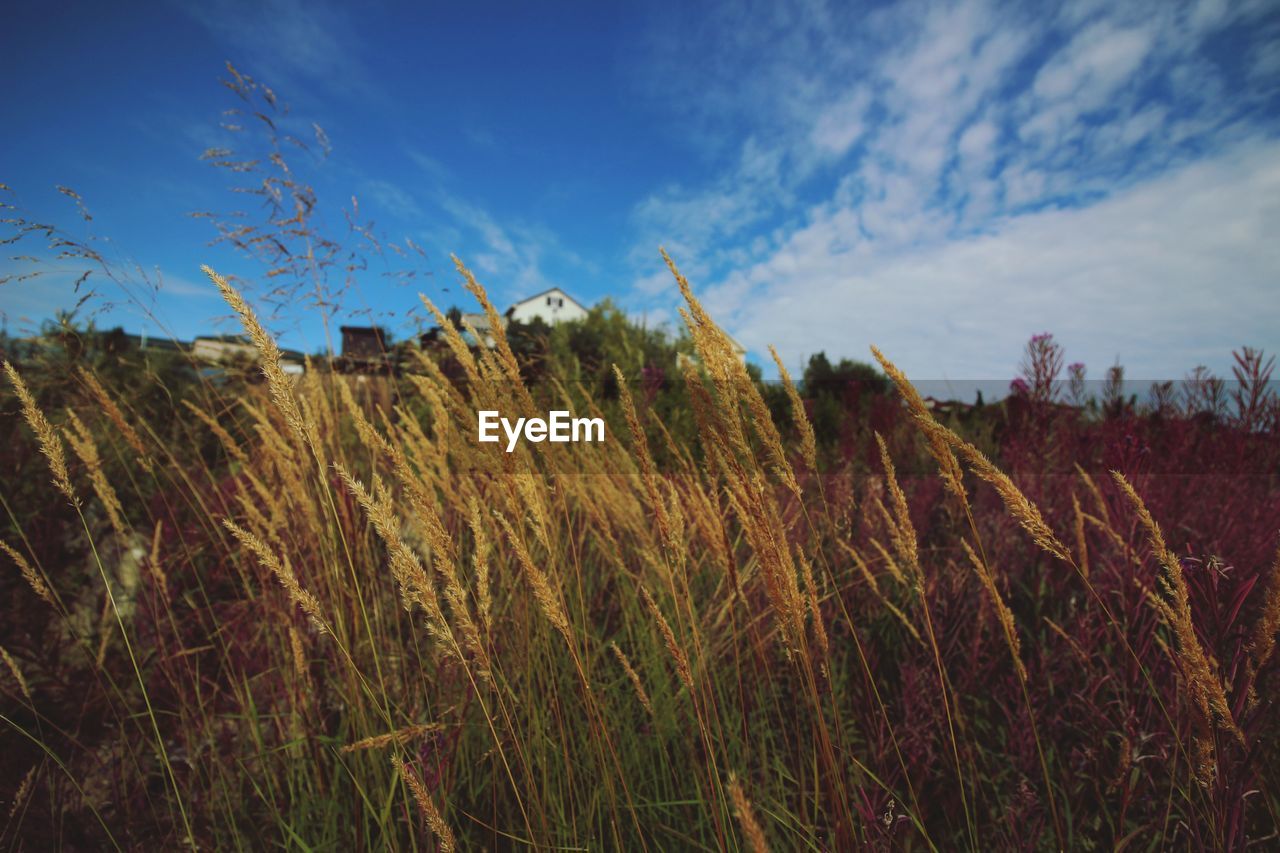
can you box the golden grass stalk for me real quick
[932,421,1073,564]
[222,519,326,633]
[1,645,32,702]
[1,540,54,606]
[739,374,801,498]
[609,641,654,716]
[869,345,966,501]
[203,265,321,458]
[513,472,553,553]
[1248,539,1280,681]
[769,345,817,474]
[497,512,572,645]
[337,466,474,667]
[467,497,493,631]
[337,376,397,461]
[8,765,35,820]
[614,365,674,556]
[5,361,76,504]
[391,754,457,852]
[721,469,807,654]
[867,512,908,587]
[147,520,169,601]
[452,255,527,396]
[76,367,152,472]
[838,539,921,641]
[875,433,920,576]
[1075,463,1110,525]
[185,397,249,458]
[797,551,830,666]
[962,540,1027,682]
[1111,471,1242,745]
[341,722,442,753]
[640,584,693,690]
[727,774,769,853]
[665,253,801,497]
[1071,493,1089,579]
[417,293,488,404]
[63,409,128,539]
[287,623,311,693]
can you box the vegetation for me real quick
[3,64,1278,851]
[1,251,1278,850]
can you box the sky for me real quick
[2,0,1279,386]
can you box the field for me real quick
[2,253,1279,850]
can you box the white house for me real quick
[506,288,588,326]
[676,334,748,368]
[192,334,257,363]
[192,334,306,374]
[460,312,501,348]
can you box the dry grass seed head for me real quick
[77,367,152,472]
[391,753,457,852]
[1111,471,1242,747]
[9,765,36,820]
[727,774,770,853]
[1,540,55,606]
[614,365,674,555]
[1071,493,1090,579]
[1076,463,1111,525]
[467,496,493,630]
[1,645,32,702]
[5,361,76,504]
[797,551,829,667]
[875,433,920,576]
[453,255,532,405]
[337,376,397,462]
[336,465,464,662]
[182,400,249,466]
[63,409,128,538]
[962,540,1027,682]
[147,520,169,601]
[1247,539,1280,681]
[609,641,654,716]
[222,519,326,632]
[496,512,572,644]
[932,419,1073,564]
[769,345,817,474]
[418,293,489,404]
[869,345,966,500]
[342,722,443,753]
[640,584,693,690]
[204,265,321,458]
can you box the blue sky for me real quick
[3,0,1279,383]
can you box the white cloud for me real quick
[178,0,380,102]
[431,191,593,307]
[1031,22,1153,105]
[811,90,871,157]
[626,0,1280,385]
[698,138,1280,380]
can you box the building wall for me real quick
[192,339,256,362]
[508,289,588,326]
[341,328,387,359]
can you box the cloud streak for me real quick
[627,0,1280,379]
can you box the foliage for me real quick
[2,261,1278,851]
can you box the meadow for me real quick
[0,246,1277,850]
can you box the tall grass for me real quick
[2,255,1279,850]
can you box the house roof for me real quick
[193,334,252,344]
[122,333,189,352]
[506,287,586,314]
